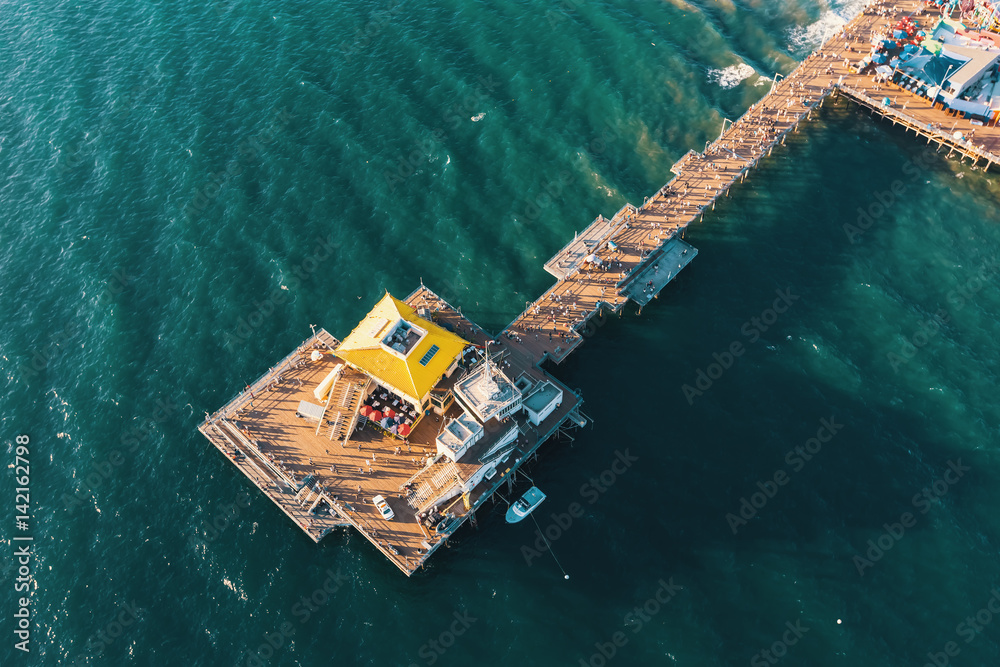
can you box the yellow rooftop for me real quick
[335,293,469,405]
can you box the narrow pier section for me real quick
[505,0,1000,367]
[199,0,1000,577]
[622,238,698,308]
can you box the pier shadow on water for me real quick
[500,99,1000,666]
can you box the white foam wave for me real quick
[707,63,757,89]
[787,0,871,54]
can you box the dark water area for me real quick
[2,0,999,665]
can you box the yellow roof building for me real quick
[335,293,469,405]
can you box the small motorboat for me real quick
[505,486,546,523]
[434,515,461,534]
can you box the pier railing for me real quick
[836,84,1000,167]
[205,329,339,425]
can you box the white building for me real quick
[523,381,563,426]
[453,357,522,424]
[435,411,483,462]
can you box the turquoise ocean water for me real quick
[3,0,1000,665]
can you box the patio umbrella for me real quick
[381,417,392,428]
[385,408,396,419]
[389,424,399,434]
[398,424,411,437]
[360,405,373,417]
[369,409,383,422]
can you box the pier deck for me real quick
[201,291,582,576]
[200,0,1000,575]
[503,0,1000,367]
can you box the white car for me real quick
[372,495,394,521]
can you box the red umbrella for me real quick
[398,423,411,437]
[360,405,373,417]
[369,409,383,422]
[385,408,396,419]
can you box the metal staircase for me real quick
[324,372,371,443]
[405,460,463,510]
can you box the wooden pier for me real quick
[199,0,1000,575]
[500,0,1000,366]
[200,290,586,576]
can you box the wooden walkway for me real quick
[199,0,1000,575]
[200,291,585,576]
[503,0,1000,368]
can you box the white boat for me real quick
[505,486,546,523]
